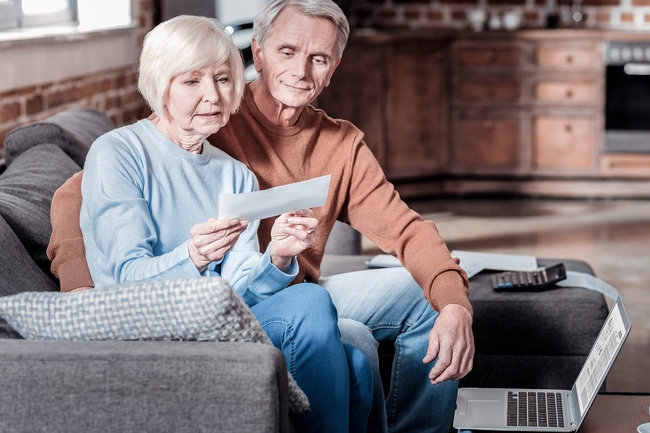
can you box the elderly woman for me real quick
[79,15,371,432]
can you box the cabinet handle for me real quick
[565,54,574,64]
[484,52,494,63]
[565,88,574,99]
[564,123,573,133]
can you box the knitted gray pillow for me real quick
[0,277,309,413]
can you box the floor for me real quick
[361,197,650,392]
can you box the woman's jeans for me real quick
[250,283,373,433]
[320,267,460,433]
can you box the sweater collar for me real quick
[242,83,309,137]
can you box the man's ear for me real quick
[251,38,263,73]
[324,58,342,88]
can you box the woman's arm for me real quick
[80,133,200,286]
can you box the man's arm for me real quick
[47,170,94,292]
[343,137,474,379]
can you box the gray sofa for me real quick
[0,108,610,432]
[0,109,296,433]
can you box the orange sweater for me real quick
[47,84,471,313]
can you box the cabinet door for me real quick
[317,42,387,169]
[533,115,597,170]
[452,111,521,173]
[385,41,449,179]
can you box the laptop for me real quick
[453,295,631,432]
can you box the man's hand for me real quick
[269,209,318,270]
[422,303,474,385]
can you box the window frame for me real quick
[0,0,78,31]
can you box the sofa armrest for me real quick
[0,340,291,433]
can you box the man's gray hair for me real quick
[253,0,350,60]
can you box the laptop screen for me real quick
[573,301,628,417]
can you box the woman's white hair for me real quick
[138,15,245,118]
[253,0,349,60]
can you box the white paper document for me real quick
[366,254,485,278]
[451,250,538,272]
[557,271,621,300]
[218,174,331,221]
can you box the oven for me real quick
[605,41,650,153]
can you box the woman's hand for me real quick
[269,209,318,271]
[189,218,249,272]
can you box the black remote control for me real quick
[491,263,567,291]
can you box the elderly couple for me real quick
[46,0,474,432]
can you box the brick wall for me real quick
[345,0,650,31]
[0,0,156,158]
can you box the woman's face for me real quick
[164,63,235,139]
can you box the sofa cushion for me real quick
[0,213,58,296]
[4,108,114,168]
[0,211,57,340]
[0,144,81,278]
[0,276,309,413]
[0,339,293,433]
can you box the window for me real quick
[0,0,135,93]
[0,0,77,31]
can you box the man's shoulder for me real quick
[305,105,364,142]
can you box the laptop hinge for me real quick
[567,391,579,427]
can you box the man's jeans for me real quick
[320,267,460,433]
[250,283,373,433]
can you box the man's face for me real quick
[252,7,341,108]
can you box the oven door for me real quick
[605,43,650,153]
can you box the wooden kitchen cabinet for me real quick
[317,29,650,198]
[450,32,603,176]
[386,40,449,179]
[317,30,451,180]
[450,38,526,174]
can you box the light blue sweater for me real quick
[80,119,297,307]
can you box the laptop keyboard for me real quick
[507,391,565,428]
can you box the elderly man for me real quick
[47,0,474,431]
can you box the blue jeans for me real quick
[320,267,460,433]
[250,283,373,433]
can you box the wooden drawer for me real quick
[455,76,522,104]
[534,80,600,105]
[535,44,601,71]
[453,116,520,170]
[533,116,597,169]
[601,154,650,177]
[455,45,524,68]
